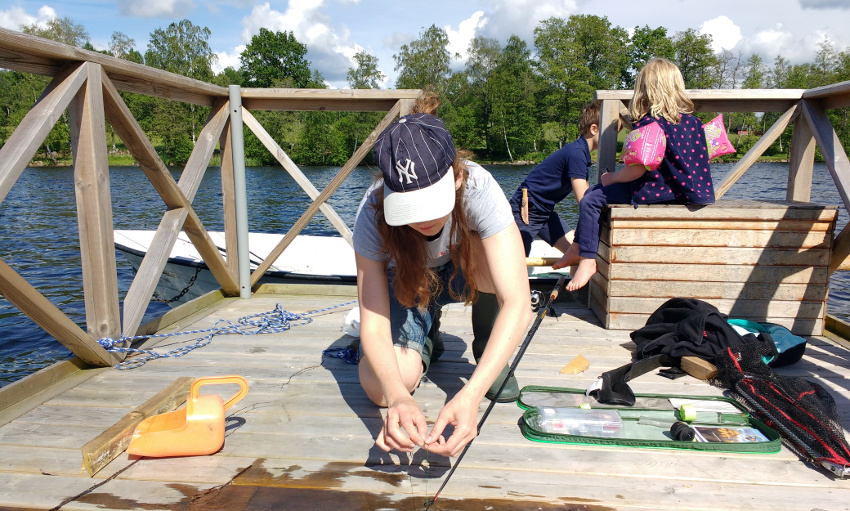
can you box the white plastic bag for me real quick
[342,306,360,337]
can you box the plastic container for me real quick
[534,407,624,437]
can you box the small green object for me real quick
[578,403,591,409]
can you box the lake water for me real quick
[0,162,847,387]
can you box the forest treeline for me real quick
[2,15,850,166]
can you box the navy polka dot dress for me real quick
[631,114,715,205]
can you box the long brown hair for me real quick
[372,94,479,309]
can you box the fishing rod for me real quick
[424,275,567,510]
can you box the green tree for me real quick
[737,54,768,150]
[394,25,455,93]
[22,16,89,47]
[769,55,811,89]
[19,16,91,162]
[464,36,501,151]
[490,36,538,160]
[534,15,628,146]
[742,54,767,89]
[812,38,840,87]
[240,29,311,88]
[342,52,385,160]
[212,67,243,87]
[145,19,216,82]
[144,20,216,163]
[713,49,744,89]
[437,71,478,150]
[625,25,674,87]
[671,29,718,88]
[109,32,136,59]
[347,51,385,89]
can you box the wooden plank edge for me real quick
[825,314,850,346]
[0,358,108,425]
[81,376,194,476]
[254,282,358,298]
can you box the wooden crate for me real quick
[588,199,837,335]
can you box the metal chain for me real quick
[98,300,357,370]
[131,264,203,304]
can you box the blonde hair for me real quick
[373,93,479,309]
[628,58,694,124]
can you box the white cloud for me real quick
[479,0,581,42]
[240,1,359,85]
[729,22,847,65]
[117,0,195,19]
[699,15,742,52]
[0,5,56,31]
[212,45,244,74]
[383,31,414,53]
[446,11,486,65]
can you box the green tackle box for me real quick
[517,385,781,454]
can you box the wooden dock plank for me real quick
[1,289,849,510]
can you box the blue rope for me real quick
[99,300,357,370]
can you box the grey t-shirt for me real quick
[353,161,513,268]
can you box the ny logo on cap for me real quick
[395,159,418,184]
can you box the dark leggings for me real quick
[573,182,633,259]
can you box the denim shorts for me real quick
[386,260,467,354]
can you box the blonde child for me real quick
[556,58,715,290]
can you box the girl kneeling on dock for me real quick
[557,58,716,291]
[353,94,532,457]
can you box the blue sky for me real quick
[3,0,850,89]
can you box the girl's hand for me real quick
[423,391,480,457]
[376,394,428,453]
[600,172,613,187]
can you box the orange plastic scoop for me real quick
[127,375,249,457]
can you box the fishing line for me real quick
[423,275,566,509]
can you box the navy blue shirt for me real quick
[630,114,715,205]
[510,137,591,212]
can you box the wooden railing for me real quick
[595,87,850,274]
[2,27,850,369]
[0,28,421,367]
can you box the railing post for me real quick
[229,85,251,298]
[596,99,621,184]
[69,62,121,342]
[787,109,816,202]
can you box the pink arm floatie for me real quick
[622,122,666,171]
[703,114,736,159]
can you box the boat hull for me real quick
[114,230,567,307]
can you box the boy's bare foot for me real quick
[566,257,597,291]
[552,242,581,270]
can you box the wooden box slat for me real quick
[589,200,837,335]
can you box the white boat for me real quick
[114,230,568,306]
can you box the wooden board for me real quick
[80,376,194,476]
[590,201,837,335]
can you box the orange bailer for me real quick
[127,375,249,457]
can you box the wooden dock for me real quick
[2,28,850,510]
[2,284,850,510]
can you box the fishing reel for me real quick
[530,289,560,317]
[530,290,545,312]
